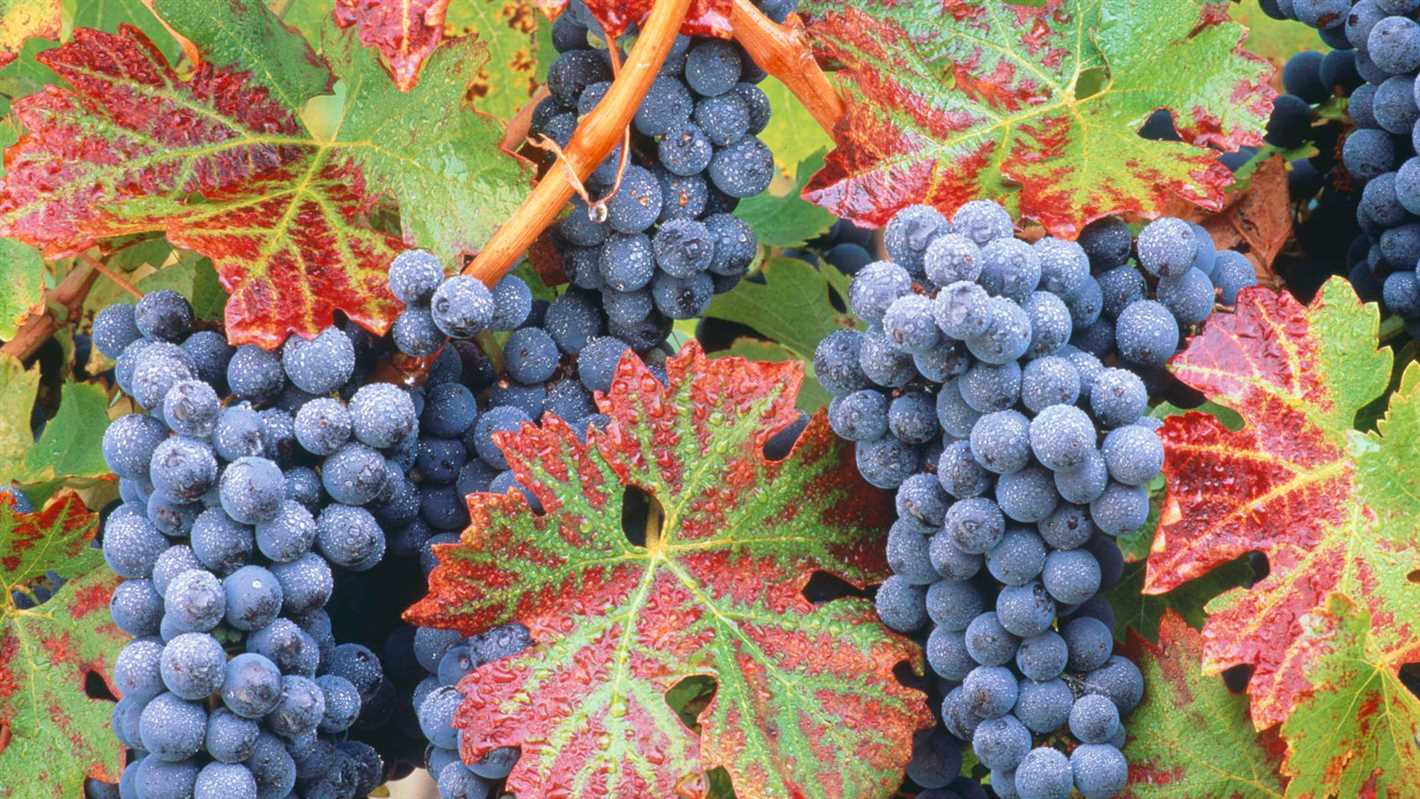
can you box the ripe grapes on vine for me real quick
[0,1,1416,799]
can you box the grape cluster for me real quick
[1260,0,1420,335]
[814,202,1240,799]
[96,292,400,799]
[405,623,531,797]
[528,1,768,327]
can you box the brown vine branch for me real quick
[463,0,694,286]
[1,259,100,362]
[729,0,843,136]
[79,252,144,300]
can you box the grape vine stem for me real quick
[463,0,694,286]
[79,252,144,300]
[1,259,100,362]
[729,0,843,136]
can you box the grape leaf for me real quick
[0,491,124,798]
[1120,610,1285,799]
[0,0,60,69]
[1279,593,1420,797]
[535,0,733,38]
[758,77,834,179]
[795,0,1275,236]
[153,0,332,109]
[733,149,837,249]
[445,0,547,120]
[0,238,46,340]
[1222,0,1320,69]
[704,256,858,365]
[20,380,111,486]
[0,356,41,482]
[1145,279,1420,767]
[333,0,449,91]
[0,15,527,347]
[72,0,182,65]
[407,343,930,799]
[321,26,532,266]
[714,337,831,412]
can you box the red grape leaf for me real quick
[535,0,733,38]
[0,0,60,69]
[0,17,527,348]
[795,0,1275,237]
[1120,610,1285,799]
[1145,278,1420,777]
[407,343,931,799]
[0,491,124,797]
[333,0,451,91]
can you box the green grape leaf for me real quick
[0,238,46,340]
[705,256,859,366]
[0,357,41,484]
[407,343,931,799]
[325,25,531,265]
[1148,278,1420,788]
[276,0,334,42]
[0,491,124,799]
[0,0,60,68]
[1120,610,1285,799]
[20,380,111,486]
[795,0,1275,236]
[734,149,837,249]
[0,15,527,348]
[758,77,834,178]
[153,0,332,111]
[1222,0,1319,69]
[445,0,546,120]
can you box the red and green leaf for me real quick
[536,0,733,38]
[1120,610,1285,799]
[407,343,930,799]
[1146,278,1420,784]
[152,0,332,110]
[333,0,450,91]
[0,491,125,797]
[1279,594,1420,797]
[0,0,60,69]
[795,0,1275,236]
[0,6,527,348]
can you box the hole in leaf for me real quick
[802,571,871,604]
[620,485,663,548]
[1222,664,1253,693]
[1074,66,1109,100]
[664,674,717,731]
[1401,663,1420,699]
[1136,108,1181,142]
[1246,552,1270,587]
[85,670,117,702]
[893,659,930,692]
[763,412,809,461]
[704,767,734,796]
[1408,569,1420,584]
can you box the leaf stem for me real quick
[729,0,843,136]
[78,252,143,300]
[462,0,693,286]
[0,260,100,362]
